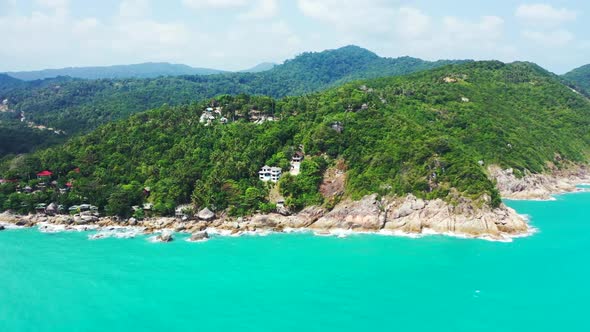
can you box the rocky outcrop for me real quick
[156,232,174,242]
[0,225,5,231]
[382,195,528,237]
[0,192,533,240]
[489,164,590,200]
[306,193,528,239]
[190,231,209,242]
[311,194,384,231]
[198,208,215,221]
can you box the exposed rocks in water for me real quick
[156,232,174,242]
[198,208,215,221]
[489,164,590,200]
[0,225,5,231]
[190,231,209,242]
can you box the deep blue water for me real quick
[1,192,589,332]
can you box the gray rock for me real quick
[190,231,209,241]
[198,208,215,221]
[128,217,137,226]
[156,233,174,242]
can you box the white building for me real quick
[259,165,282,183]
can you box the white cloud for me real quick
[182,0,248,9]
[297,0,510,61]
[394,7,432,40]
[297,0,397,35]
[239,0,278,20]
[35,0,68,10]
[119,0,151,18]
[522,29,574,47]
[516,4,577,26]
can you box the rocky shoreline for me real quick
[0,193,531,242]
[2,166,588,242]
[489,164,590,200]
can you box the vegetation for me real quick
[5,63,227,81]
[1,61,588,217]
[0,46,466,156]
[563,64,590,95]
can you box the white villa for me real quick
[259,166,282,183]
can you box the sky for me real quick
[0,0,588,74]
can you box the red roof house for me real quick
[37,170,53,178]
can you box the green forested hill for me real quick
[0,46,466,156]
[5,63,227,81]
[1,61,588,217]
[563,64,590,94]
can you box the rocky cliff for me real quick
[489,164,590,200]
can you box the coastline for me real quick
[1,166,588,242]
[489,164,590,200]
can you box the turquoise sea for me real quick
[1,191,589,332]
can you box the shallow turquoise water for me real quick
[1,192,589,332]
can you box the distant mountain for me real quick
[0,73,23,90]
[240,62,277,73]
[5,63,227,81]
[0,45,469,156]
[563,64,590,95]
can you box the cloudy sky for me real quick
[1,0,588,73]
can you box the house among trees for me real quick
[259,165,282,183]
[331,121,344,133]
[36,170,53,179]
[290,151,304,176]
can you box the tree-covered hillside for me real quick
[1,61,588,217]
[0,46,467,156]
[563,64,590,95]
[5,63,227,81]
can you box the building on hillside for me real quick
[331,122,344,133]
[259,166,282,183]
[292,151,304,163]
[36,170,53,179]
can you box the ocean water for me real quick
[1,192,589,332]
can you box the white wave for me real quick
[0,222,25,230]
[88,227,144,240]
[37,222,99,233]
[377,229,424,239]
[185,237,209,243]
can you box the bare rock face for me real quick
[489,165,590,200]
[190,231,209,242]
[311,194,384,231]
[383,195,528,237]
[156,232,174,242]
[198,208,216,221]
[0,211,20,223]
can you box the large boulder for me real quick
[190,231,209,242]
[198,208,215,221]
[0,225,5,231]
[156,232,174,242]
[311,194,384,231]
